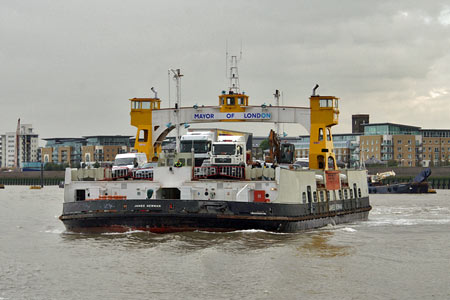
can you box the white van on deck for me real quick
[112,153,148,178]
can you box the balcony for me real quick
[381,147,393,153]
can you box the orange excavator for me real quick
[265,129,295,164]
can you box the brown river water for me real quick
[1,186,449,300]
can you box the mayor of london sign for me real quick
[193,112,272,121]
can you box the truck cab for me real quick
[180,131,214,167]
[211,136,246,166]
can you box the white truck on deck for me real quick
[180,129,253,167]
[180,131,216,167]
[211,135,248,166]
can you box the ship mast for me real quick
[226,44,242,94]
[228,55,241,93]
[170,69,183,153]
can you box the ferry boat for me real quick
[60,66,371,233]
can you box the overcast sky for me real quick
[1,0,450,141]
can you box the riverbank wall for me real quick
[0,171,65,186]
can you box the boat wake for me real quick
[339,227,357,233]
[101,230,147,235]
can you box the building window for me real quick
[398,140,402,144]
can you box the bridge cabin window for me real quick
[319,99,334,108]
[302,192,306,203]
[238,97,245,105]
[226,97,235,105]
[132,101,140,109]
[141,102,151,109]
[327,128,332,141]
[132,100,160,110]
[319,98,338,108]
[318,128,324,141]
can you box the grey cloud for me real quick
[1,0,450,139]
